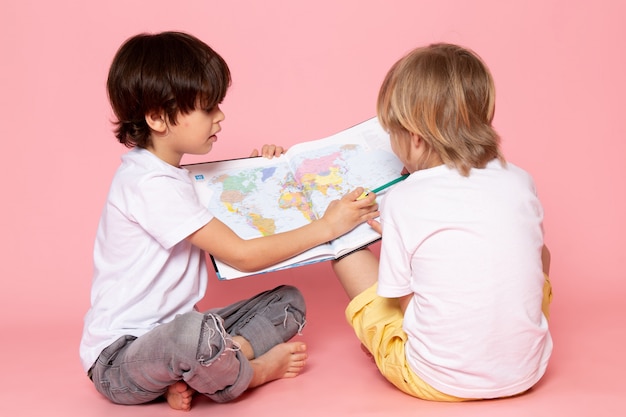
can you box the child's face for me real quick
[167,105,225,156]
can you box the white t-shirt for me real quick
[377,160,552,399]
[79,148,214,372]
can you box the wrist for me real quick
[312,217,336,243]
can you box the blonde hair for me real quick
[377,43,504,176]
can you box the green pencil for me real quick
[357,174,409,200]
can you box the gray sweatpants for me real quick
[88,285,306,405]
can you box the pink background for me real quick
[1,1,624,416]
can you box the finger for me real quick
[365,201,379,212]
[362,204,379,218]
[367,219,383,234]
[249,149,260,157]
[355,191,377,206]
[261,144,274,157]
[260,144,286,158]
[344,187,365,201]
[364,192,377,205]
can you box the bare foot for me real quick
[164,381,195,411]
[248,341,307,388]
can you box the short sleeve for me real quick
[129,174,213,249]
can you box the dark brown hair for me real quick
[106,31,231,148]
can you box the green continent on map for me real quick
[219,172,259,193]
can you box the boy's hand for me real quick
[250,144,286,159]
[320,188,380,238]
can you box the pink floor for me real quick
[2,258,624,417]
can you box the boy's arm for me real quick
[187,188,378,272]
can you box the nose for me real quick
[216,106,225,122]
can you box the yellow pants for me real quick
[345,275,553,401]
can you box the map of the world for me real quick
[196,137,402,240]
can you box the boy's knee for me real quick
[163,312,233,361]
[278,285,306,312]
[161,311,204,348]
[272,285,306,333]
[146,312,211,364]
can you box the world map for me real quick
[198,139,403,240]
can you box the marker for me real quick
[357,174,409,200]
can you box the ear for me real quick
[145,110,168,134]
[409,132,422,148]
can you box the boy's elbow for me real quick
[225,250,265,272]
